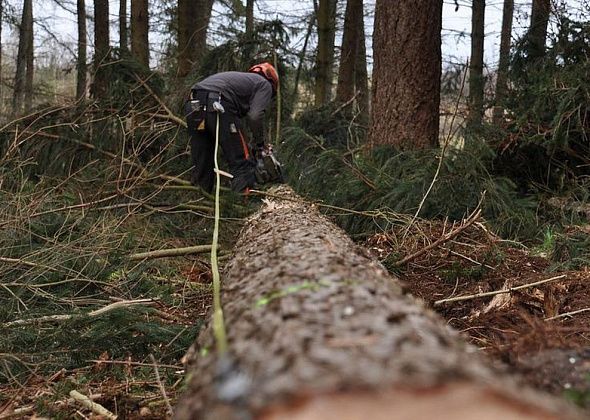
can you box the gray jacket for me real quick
[193,71,273,145]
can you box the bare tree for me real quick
[13,0,34,114]
[93,0,109,99]
[468,0,485,126]
[336,0,369,122]
[368,0,443,149]
[314,0,337,106]
[493,0,514,124]
[177,0,213,78]
[528,0,551,60]
[76,0,87,100]
[119,0,128,51]
[131,0,149,67]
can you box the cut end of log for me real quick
[260,383,561,420]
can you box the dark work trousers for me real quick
[185,90,256,193]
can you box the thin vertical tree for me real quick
[527,0,551,60]
[77,0,87,101]
[0,0,3,109]
[493,0,513,124]
[119,0,128,51]
[368,0,443,149]
[93,0,109,99]
[131,0,149,67]
[13,0,34,114]
[177,0,213,78]
[468,0,485,126]
[314,0,337,106]
[336,0,369,122]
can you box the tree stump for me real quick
[175,186,580,420]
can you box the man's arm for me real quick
[246,81,273,146]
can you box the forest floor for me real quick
[366,220,590,409]
[2,197,589,418]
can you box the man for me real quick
[185,62,279,193]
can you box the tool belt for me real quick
[185,90,225,136]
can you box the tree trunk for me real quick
[24,0,34,112]
[76,0,88,101]
[119,0,128,51]
[468,0,485,127]
[292,13,315,106]
[314,0,337,106]
[177,0,213,78]
[246,0,254,37]
[528,0,551,60]
[131,0,149,67]
[0,0,3,111]
[12,0,33,114]
[175,186,581,420]
[336,0,369,123]
[492,0,514,124]
[93,0,110,100]
[368,1,442,150]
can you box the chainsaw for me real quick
[254,144,284,185]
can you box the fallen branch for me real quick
[150,354,174,417]
[434,274,567,306]
[69,390,117,420]
[2,298,156,327]
[396,209,482,266]
[128,245,212,261]
[545,307,590,321]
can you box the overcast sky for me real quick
[0,1,579,71]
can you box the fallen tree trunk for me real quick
[175,186,581,420]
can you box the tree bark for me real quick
[246,0,254,37]
[368,1,442,150]
[175,186,582,420]
[527,0,551,60]
[468,0,485,127]
[314,0,337,106]
[336,0,369,123]
[76,0,88,101]
[492,0,514,124]
[13,0,33,114]
[131,0,149,67]
[119,0,128,51]
[92,0,110,100]
[177,0,214,78]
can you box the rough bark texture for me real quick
[12,0,33,114]
[119,0,128,51]
[314,0,337,106]
[336,0,369,122]
[368,1,442,150]
[468,0,485,126]
[493,0,514,124]
[76,0,88,101]
[131,0,149,67]
[174,186,581,420]
[93,0,110,100]
[177,0,213,78]
[528,0,551,60]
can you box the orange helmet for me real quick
[248,62,279,93]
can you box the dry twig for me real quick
[434,274,567,306]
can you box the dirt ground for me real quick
[366,220,590,407]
